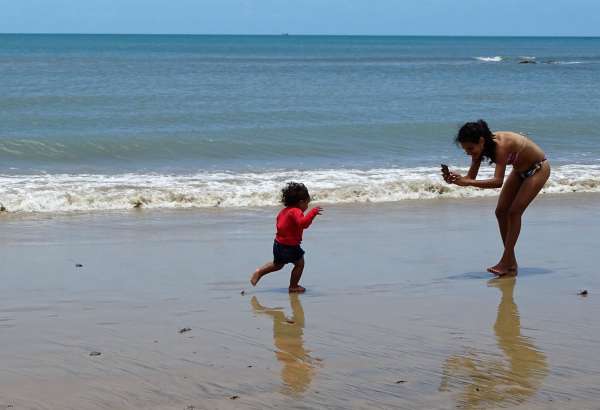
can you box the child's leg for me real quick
[251,261,284,286]
[289,257,306,293]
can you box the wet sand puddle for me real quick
[439,278,548,409]
[251,294,321,396]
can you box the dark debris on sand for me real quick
[230,395,239,400]
[179,327,192,334]
[89,351,102,357]
[578,290,589,296]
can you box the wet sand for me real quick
[1,194,599,409]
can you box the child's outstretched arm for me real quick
[293,207,322,229]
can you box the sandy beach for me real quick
[1,193,599,409]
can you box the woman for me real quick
[444,120,550,276]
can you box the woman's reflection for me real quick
[440,277,547,408]
[251,294,316,395]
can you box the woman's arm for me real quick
[443,156,481,184]
[451,161,506,189]
[466,156,482,180]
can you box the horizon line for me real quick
[1,32,599,38]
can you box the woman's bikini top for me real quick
[506,134,528,165]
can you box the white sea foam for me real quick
[475,56,503,62]
[1,165,600,214]
[551,61,584,65]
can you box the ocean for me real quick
[1,34,599,212]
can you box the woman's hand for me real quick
[442,169,461,184]
[442,171,453,184]
[447,172,470,186]
[442,166,471,186]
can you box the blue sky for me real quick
[2,0,599,36]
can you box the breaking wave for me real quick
[475,56,503,62]
[1,165,600,213]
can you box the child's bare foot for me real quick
[288,285,306,293]
[250,270,262,287]
[487,263,518,277]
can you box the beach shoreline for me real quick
[1,165,600,214]
[1,190,598,220]
[1,193,599,409]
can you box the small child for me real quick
[250,182,323,293]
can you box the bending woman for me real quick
[444,120,550,276]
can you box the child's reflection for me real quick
[251,294,316,395]
[440,277,547,408]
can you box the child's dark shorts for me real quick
[273,240,305,265]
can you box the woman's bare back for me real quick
[494,131,546,171]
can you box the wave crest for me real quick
[1,165,599,213]
[475,56,503,62]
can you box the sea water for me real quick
[1,34,599,212]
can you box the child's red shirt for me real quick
[274,207,319,246]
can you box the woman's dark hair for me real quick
[455,119,497,163]
[281,182,310,207]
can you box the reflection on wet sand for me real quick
[440,277,548,408]
[251,294,316,395]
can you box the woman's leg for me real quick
[493,162,550,276]
[289,257,306,293]
[487,171,522,274]
[495,171,523,245]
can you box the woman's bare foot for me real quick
[250,270,262,286]
[487,263,518,276]
[288,285,306,293]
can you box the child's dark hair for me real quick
[281,182,310,207]
[455,119,497,163]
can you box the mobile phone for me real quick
[441,164,450,174]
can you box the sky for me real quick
[1,0,599,36]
